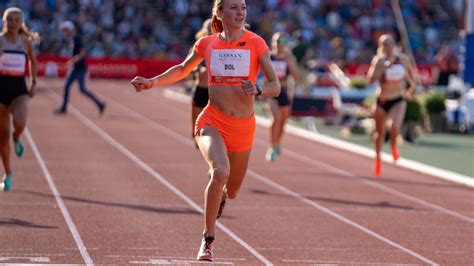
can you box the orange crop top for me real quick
[194,30,268,86]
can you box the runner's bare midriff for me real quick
[208,85,254,118]
[379,81,404,99]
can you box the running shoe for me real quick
[265,147,278,162]
[14,139,24,158]
[216,198,226,219]
[2,173,13,191]
[196,235,215,261]
[54,108,67,115]
[274,144,281,155]
[391,147,400,162]
[374,158,382,177]
[98,103,106,116]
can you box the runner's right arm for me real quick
[131,50,203,92]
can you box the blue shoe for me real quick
[274,144,281,155]
[2,173,13,191]
[14,139,24,158]
[265,148,278,162]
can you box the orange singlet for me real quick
[193,30,269,152]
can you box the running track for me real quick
[0,78,473,265]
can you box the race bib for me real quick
[0,52,26,76]
[385,64,406,81]
[272,60,288,79]
[210,49,250,83]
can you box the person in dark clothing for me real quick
[55,21,105,115]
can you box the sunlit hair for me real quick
[2,7,41,42]
[195,18,212,40]
[211,0,249,34]
[211,0,225,33]
[377,34,396,57]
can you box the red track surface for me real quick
[1,78,473,265]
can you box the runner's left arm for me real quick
[25,38,37,97]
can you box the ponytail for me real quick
[211,0,224,33]
[20,23,41,42]
[211,14,223,33]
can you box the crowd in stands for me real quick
[0,0,465,68]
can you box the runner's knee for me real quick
[209,167,229,187]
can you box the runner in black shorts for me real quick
[190,19,211,140]
[367,34,416,176]
[264,32,298,161]
[0,7,40,191]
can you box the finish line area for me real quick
[0,78,472,265]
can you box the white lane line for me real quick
[47,95,272,265]
[247,169,437,265]
[281,259,418,265]
[99,95,437,265]
[25,129,94,265]
[130,259,234,265]
[271,117,474,187]
[0,256,50,263]
[255,139,474,224]
[165,88,474,187]
[163,90,474,224]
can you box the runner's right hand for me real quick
[131,76,153,92]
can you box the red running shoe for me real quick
[197,235,215,261]
[392,147,400,162]
[374,159,382,177]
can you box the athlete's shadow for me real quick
[250,189,420,210]
[20,190,201,216]
[355,175,473,192]
[313,171,472,192]
[0,218,59,229]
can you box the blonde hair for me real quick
[2,7,41,42]
[211,0,224,33]
[211,0,249,34]
[377,34,395,57]
[195,18,212,40]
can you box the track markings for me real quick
[25,129,94,265]
[163,89,474,224]
[94,94,438,265]
[0,256,50,263]
[254,138,474,224]
[47,93,272,265]
[129,258,235,265]
[248,170,437,265]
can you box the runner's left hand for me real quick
[241,80,258,95]
[131,76,153,92]
[29,83,36,98]
[405,87,415,100]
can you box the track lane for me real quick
[10,78,470,264]
[65,79,462,264]
[29,84,272,264]
[0,92,90,264]
[87,79,473,265]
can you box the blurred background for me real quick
[0,0,472,175]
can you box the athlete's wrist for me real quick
[256,84,262,96]
[147,78,154,89]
